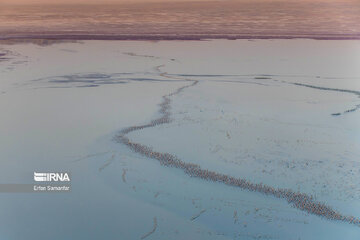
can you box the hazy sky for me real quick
[0,0,213,4]
[1,0,356,4]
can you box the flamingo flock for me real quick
[116,76,360,227]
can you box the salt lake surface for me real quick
[0,40,360,239]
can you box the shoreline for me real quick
[1,34,360,41]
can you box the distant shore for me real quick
[2,1,359,42]
[1,33,360,41]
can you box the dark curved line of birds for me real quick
[115,62,360,227]
[292,82,360,116]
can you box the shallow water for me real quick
[0,40,360,239]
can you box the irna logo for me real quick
[34,172,70,182]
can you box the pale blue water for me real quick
[0,40,359,239]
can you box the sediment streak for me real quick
[141,217,157,239]
[115,65,360,226]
